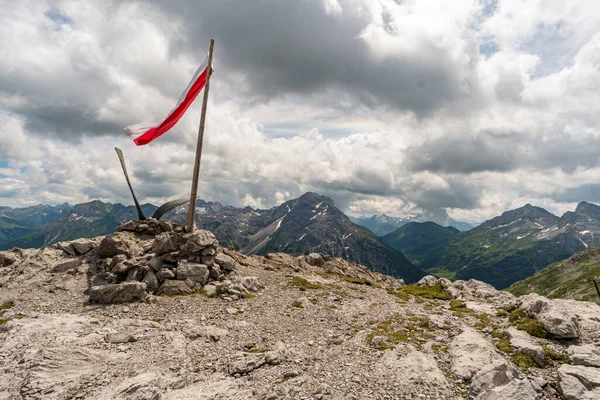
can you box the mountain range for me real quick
[415,202,600,289]
[350,214,474,236]
[4,194,600,289]
[1,193,424,283]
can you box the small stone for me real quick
[183,230,217,255]
[226,307,239,315]
[152,232,183,255]
[143,269,160,293]
[417,275,439,287]
[89,282,147,304]
[204,284,217,297]
[160,279,196,295]
[105,333,137,343]
[177,261,209,284]
[156,268,176,282]
[52,258,80,273]
[215,253,237,271]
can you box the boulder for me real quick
[142,269,160,293]
[182,230,217,254]
[417,275,439,287]
[215,253,237,271]
[232,275,263,292]
[450,327,504,379]
[148,256,163,271]
[176,261,209,284]
[89,282,147,304]
[558,364,600,400]
[51,258,81,273]
[439,278,460,298]
[152,232,183,255]
[379,350,449,394]
[0,251,18,267]
[305,253,325,267]
[568,344,600,367]
[126,266,146,282]
[469,361,520,399]
[506,327,546,367]
[204,284,217,297]
[97,233,134,258]
[90,272,117,286]
[69,238,96,255]
[520,293,580,339]
[160,279,196,295]
[156,268,175,281]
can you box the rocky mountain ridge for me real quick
[1,221,600,399]
[382,222,460,264]
[422,201,600,288]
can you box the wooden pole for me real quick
[187,39,215,232]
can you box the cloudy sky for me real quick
[1,0,599,224]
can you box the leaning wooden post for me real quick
[187,39,215,232]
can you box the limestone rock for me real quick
[156,268,175,281]
[558,364,600,400]
[105,333,137,343]
[69,238,96,255]
[182,230,217,254]
[142,269,159,293]
[52,258,81,273]
[228,353,266,375]
[379,350,449,394]
[469,361,520,399]
[305,253,325,267]
[568,344,600,367]
[0,251,18,267]
[89,282,147,304]
[417,275,439,287]
[152,232,182,255]
[439,278,459,298]
[90,272,116,286]
[450,327,504,379]
[520,293,580,339]
[204,284,217,297]
[215,253,237,271]
[506,327,546,367]
[184,325,228,342]
[177,261,209,284]
[160,279,195,295]
[97,233,134,258]
[232,275,262,292]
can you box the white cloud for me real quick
[0,0,600,226]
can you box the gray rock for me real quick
[228,354,266,375]
[450,327,504,379]
[305,253,324,267]
[568,344,600,367]
[439,278,460,298]
[126,266,146,282]
[0,251,18,267]
[558,364,600,400]
[97,233,133,258]
[204,284,217,297]
[177,261,209,284]
[156,268,175,281]
[233,275,263,292]
[417,275,439,287]
[182,230,217,254]
[469,361,520,399]
[160,279,195,295]
[148,256,163,271]
[215,253,236,271]
[202,247,216,256]
[105,333,137,343]
[185,325,228,341]
[89,282,147,304]
[90,272,116,286]
[506,327,546,367]
[55,242,77,256]
[142,269,159,293]
[52,258,81,273]
[69,239,96,255]
[152,232,183,256]
[520,293,580,339]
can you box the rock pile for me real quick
[84,219,262,303]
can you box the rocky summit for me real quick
[1,220,600,399]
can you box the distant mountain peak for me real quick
[575,201,600,218]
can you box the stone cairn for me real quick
[87,219,261,304]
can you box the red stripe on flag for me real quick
[133,67,210,146]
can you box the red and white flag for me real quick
[124,56,211,146]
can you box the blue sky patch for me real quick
[44,8,73,26]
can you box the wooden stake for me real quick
[187,39,215,232]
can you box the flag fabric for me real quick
[124,56,211,146]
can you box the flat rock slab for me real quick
[450,327,504,380]
[89,282,147,304]
[558,364,600,400]
[568,344,600,367]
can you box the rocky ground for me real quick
[1,221,600,399]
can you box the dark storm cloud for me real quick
[147,0,479,116]
[407,130,600,175]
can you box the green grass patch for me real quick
[511,353,536,373]
[542,344,570,365]
[388,283,452,302]
[292,276,322,290]
[292,301,304,308]
[496,310,508,317]
[340,275,372,285]
[331,339,344,345]
[509,308,547,338]
[0,300,15,310]
[449,300,473,316]
[248,348,268,354]
[432,343,449,353]
[474,313,491,330]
